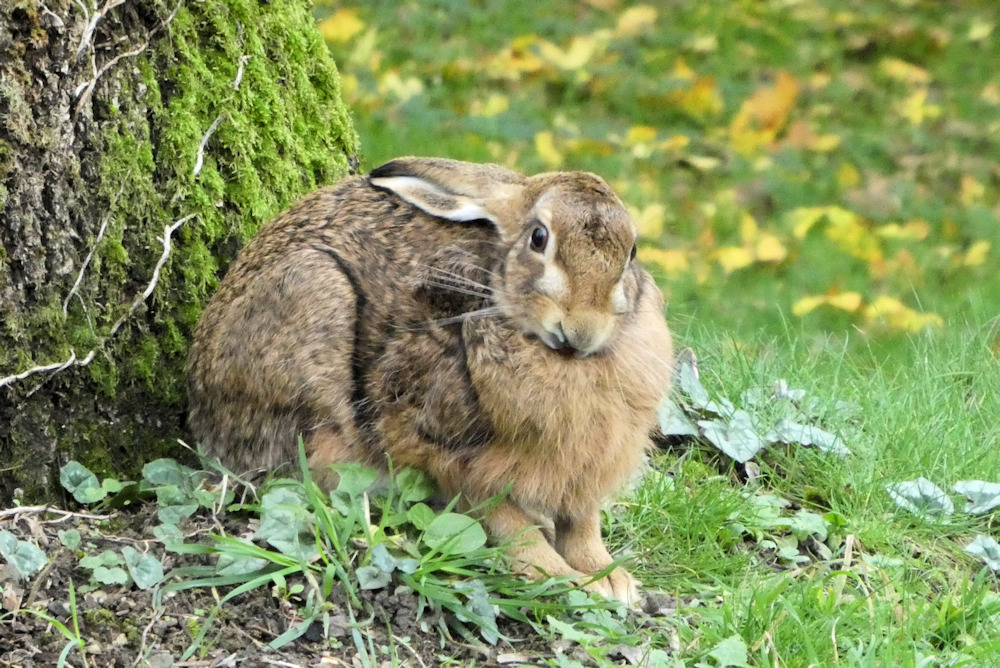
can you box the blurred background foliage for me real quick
[314,0,999,356]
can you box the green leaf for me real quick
[698,411,766,463]
[333,462,379,497]
[122,546,164,590]
[886,478,954,518]
[101,478,125,495]
[953,480,1000,514]
[456,580,499,644]
[216,551,270,576]
[789,509,829,541]
[0,530,48,579]
[357,565,391,590]
[142,458,199,487]
[767,419,851,456]
[60,461,106,504]
[965,535,1000,572]
[658,396,699,437]
[545,615,602,645]
[93,565,130,585]
[153,523,185,551]
[80,550,124,569]
[58,530,82,550]
[708,634,750,667]
[370,543,398,574]
[423,513,487,555]
[396,467,435,504]
[407,503,436,531]
[158,503,198,526]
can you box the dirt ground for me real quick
[0,502,573,668]
[1,502,671,667]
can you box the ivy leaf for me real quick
[423,513,487,555]
[58,530,81,550]
[357,565,392,590]
[333,462,380,498]
[767,418,851,456]
[60,461,106,504]
[406,503,436,531]
[80,549,124,569]
[709,634,750,667]
[965,535,1000,572]
[396,467,435,504]
[698,410,766,463]
[953,480,1000,514]
[886,478,954,518]
[370,543,398,574]
[658,396,699,437]
[122,546,164,590]
[142,458,200,488]
[92,566,130,586]
[0,530,48,580]
[457,580,499,645]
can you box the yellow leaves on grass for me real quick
[536,35,605,71]
[469,94,509,118]
[638,247,689,276]
[534,131,563,168]
[793,292,863,317]
[788,206,881,263]
[664,60,724,121]
[899,89,941,126]
[318,9,365,43]
[963,241,991,267]
[793,292,942,333]
[879,58,931,85]
[615,5,657,38]
[713,214,788,274]
[729,71,801,155]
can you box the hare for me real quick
[187,158,673,604]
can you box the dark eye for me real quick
[529,225,549,253]
[629,243,637,262]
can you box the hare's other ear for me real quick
[369,157,524,228]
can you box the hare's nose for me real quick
[561,316,613,357]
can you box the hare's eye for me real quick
[629,243,637,262]
[529,225,549,253]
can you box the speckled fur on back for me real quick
[187,157,674,604]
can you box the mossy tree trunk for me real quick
[0,0,358,503]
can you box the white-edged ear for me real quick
[369,175,498,224]
[368,158,524,229]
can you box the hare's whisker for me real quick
[432,306,503,327]
[424,280,495,299]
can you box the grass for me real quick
[309,0,1000,664]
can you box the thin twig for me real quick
[0,505,111,521]
[193,115,225,177]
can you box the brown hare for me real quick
[186,158,674,604]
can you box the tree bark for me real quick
[0,0,358,502]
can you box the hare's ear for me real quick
[369,158,523,227]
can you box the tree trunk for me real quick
[0,0,358,503]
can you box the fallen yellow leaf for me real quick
[715,246,754,274]
[658,134,690,152]
[638,247,689,275]
[755,234,788,263]
[537,34,602,71]
[668,76,723,120]
[535,131,563,168]
[318,8,365,44]
[960,175,986,206]
[729,71,801,154]
[624,125,657,146]
[864,296,943,332]
[792,292,863,316]
[876,219,930,241]
[964,240,991,267]
[470,94,509,117]
[899,89,940,125]
[879,58,931,85]
[630,203,666,238]
[615,5,657,38]
[836,163,861,189]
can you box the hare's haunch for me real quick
[187,158,674,604]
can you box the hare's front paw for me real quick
[585,567,641,607]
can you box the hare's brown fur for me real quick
[187,158,673,603]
